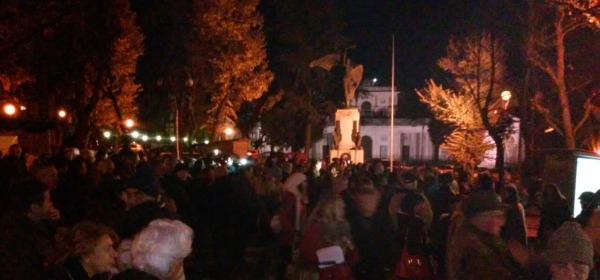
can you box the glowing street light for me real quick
[156,135,162,141]
[125,119,135,129]
[58,109,67,118]
[3,104,16,116]
[204,139,209,144]
[213,149,220,156]
[141,135,148,142]
[103,131,111,139]
[170,136,176,142]
[183,137,188,142]
[224,127,234,136]
[131,131,140,139]
[501,90,512,101]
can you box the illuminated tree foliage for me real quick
[417,33,509,169]
[0,0,144,148]
[94,1,144,132]
[526,0,599,149]
[417,80,494,169]
[191,0,273,140]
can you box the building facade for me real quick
[311,86,440,162]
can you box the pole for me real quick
[175,108,181,161]
[390,35,395,171]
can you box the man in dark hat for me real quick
[447,190,525,280]
[576,191,598,227]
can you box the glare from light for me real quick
[183,137,188,142]
[544,127,555,133]
[214,149,220,156]
[141,135,148,142]
[3,104,16,116]
[156,135,162,141]
[103,131,111,139]
[227,157,233,166]
[58,110,67,118]
[316,161,322,170]
[125,119,135,128]
[240,158,248,165]
[224,127,234,136]
[131,131,140,139]
[170,136,176,142]
[372,77,378,85]
[204,139,209,144]
[501,90,511,101]
[20,106,26,111]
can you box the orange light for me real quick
[125,119,135,128]
[3,104,16,116]
[58,109,67,118]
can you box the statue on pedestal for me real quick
[343,63,363,108]
[352,129,362,150]
[333,125,342,150]
[309,53,363,108]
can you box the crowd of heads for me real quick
[0,143,599,279]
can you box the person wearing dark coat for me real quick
[538,183,572,246]
[43,221,118,280]
[0,180,61,280]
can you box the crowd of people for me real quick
[0,142,599,280]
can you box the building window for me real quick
[361,102,372,117]
[380,145,389,159]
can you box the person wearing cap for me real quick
[545,221,594,280]
[446,190,524,280]
[576,192,599,228]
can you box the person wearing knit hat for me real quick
[545,221,594,280]
[446,190,524,280]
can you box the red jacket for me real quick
[299,221,359,280]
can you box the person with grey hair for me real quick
[545,221,594,280]
[114,219,193,280]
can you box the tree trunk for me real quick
[494,135,505,189]
[304,122,312,159]
[555,7,576,149]
[433,144,440,163]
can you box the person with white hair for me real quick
[114,219,193,280]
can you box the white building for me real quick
[311,86,439,162]
[310,85,522,166]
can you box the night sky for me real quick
[341,0,454,92]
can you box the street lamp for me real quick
[131,131,140,139]
[58,109,67,119]
[141,135,148,142]
[224,127,234,137]
[501,90,511,110]
[103,131,111,139]
[156,135,162,141]
[125,119,135,129]
[3,104,16,116]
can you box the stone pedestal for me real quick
[330,108,364,163]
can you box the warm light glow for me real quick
[131,131,140,138]
[58,109,67,118]
[125,119,135,128]
[156,135,162,141]
[170,136,176,142]
[501,90,511,101]
[103,131,111,139]
[214,149,220,155]
[544,127,555,133]
[141,135,148,142]
[204,139,209,144]
[183,137,188,142]
[3,104,16,116]
[224,127,234,136]
[20,106,26,111]
[240,158,248,165]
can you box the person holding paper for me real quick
[299,196,359,280]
